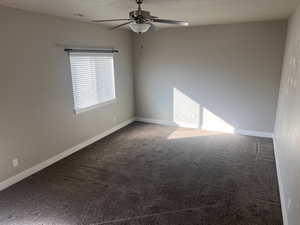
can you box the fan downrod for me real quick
[136,0,143,11]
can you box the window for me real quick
[69,52,116,113]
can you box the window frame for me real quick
[67,51,117,114]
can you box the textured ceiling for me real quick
[0,0,299,28]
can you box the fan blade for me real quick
[92,19,131,23]
[152,19,189,26]
[148,23,159,32]
[110,21,133,30]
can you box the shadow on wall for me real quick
[173,87,235,133]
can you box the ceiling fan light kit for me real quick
[129,22,151,33]
[92,0,189,34]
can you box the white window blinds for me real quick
[69,52,116,113]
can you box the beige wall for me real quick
[0,6,134,182]
[274,4,300,225]
[133,21,286,133]
[0,5,290,193]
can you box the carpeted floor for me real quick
[0,122,282,225]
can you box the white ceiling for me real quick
[0,0,299,28]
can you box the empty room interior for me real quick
[1,0,300,224]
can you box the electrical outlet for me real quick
[12,158,19,168]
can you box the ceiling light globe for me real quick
[129,22,151,34]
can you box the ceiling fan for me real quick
[92,0,189,34]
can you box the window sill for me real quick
[74,99,117,115]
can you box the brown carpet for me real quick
[0,122,282,225]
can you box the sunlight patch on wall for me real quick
[202,108,234,133]
[173,88,201,129]
[173,88,234,133]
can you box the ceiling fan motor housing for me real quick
[130,10,151,24]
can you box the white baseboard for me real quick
[235,129,273,138]
[0,116,273,192]
[135,117,273,138]
[272,137,289,225]
[135,117,178,127]
[0,118,135,192]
